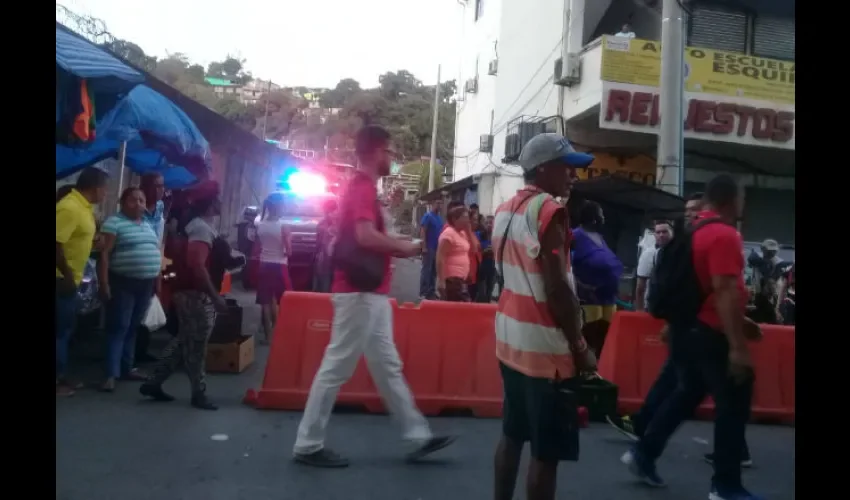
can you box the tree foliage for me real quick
[100,40,456,168]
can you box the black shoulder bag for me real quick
[332,174,387,292]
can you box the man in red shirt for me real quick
[293,125,455,468]
[628,175,761,500]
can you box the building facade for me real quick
[451,0,795,244]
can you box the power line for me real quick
[455,75,555,159]
[490,39,562,130]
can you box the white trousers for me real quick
[293,292,432,454]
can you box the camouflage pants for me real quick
[148,291,216,393]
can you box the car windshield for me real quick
[280,193,333,218]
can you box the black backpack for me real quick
[647,217,722,325]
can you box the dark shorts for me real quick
[500,362,580,462]
[255,262,291,305]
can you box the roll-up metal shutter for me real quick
[688,7,748,53]
[753,16,795,60]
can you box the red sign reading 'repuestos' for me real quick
[604,89,794,143]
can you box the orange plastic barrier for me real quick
[598,312,795,424]
[220,271,232,295]
[244,293,503,417]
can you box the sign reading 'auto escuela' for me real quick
[600,36,795,106]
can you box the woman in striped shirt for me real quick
[97,187,163,392]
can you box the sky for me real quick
[62,0,464,89]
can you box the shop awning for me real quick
[571,176,684,216]
[419,175,479,202]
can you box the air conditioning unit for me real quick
[503,133,521,162]
[519,122,546,149]
[479,134,494,153]
[554,53,581,86]
[487,59,499,76]
[464,77,479,94]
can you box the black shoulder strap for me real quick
[686,216,725,235]
[497,192,541,284]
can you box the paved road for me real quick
[57,264,795,500]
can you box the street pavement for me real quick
[57,258,795,500]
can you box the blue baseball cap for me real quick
[518,133,595,172]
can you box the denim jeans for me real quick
[56,279,80,379]
[636,322,753,491]
[475,257,496,303]
[419,250,437,299]
[632,356,679,437]
[105,273,155,378]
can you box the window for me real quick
[475,0,483,22]
[688,6,748,53]
[752,15,795,60]
[688,6,794,61]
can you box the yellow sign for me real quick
[575,153,656,186]
[600,36,795,105]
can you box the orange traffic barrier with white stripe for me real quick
[244,292,503,417]
[598,311,795,424]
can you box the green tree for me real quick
[249,90,308,140]
[207,56,252,85]
[319,78,362,108]
[99,39,158,72]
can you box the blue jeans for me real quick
[56,279,79,379]
[633,347,751,459]
[636,323,753,491]
[632,356,679,437]
[105,273,155,379]
[419,250,437,298]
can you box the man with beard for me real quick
[292,125,455,468]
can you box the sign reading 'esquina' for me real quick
[600,35,795,106]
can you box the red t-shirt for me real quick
[331,176,393,295]
[691,210,748,330]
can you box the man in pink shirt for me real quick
[292,126,455,468]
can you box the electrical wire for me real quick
[490,39,563,129]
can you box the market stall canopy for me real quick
[56,22,145,140]
[55,24,143,93]
[93,85,210,171]
[56,85,211,189]
[571,176,685,216]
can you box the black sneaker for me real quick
[191,393,219,411]
[606,414,640,441]
[139,384,175,402]
[703,453,753,468]
[406,435,457,461]
[626,447,667,488]
[293,448,350,468]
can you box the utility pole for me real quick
[262,79,272,140]
[428,64,442,193]
[656,0,686,195]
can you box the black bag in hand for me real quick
[332,173,387,292]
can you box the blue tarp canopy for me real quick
[56,23,145,125]
[56,86,212,189]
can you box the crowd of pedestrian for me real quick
[58,125,785,500]
[56,168,244,409]
[418,199,497,303]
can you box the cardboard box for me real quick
[209,299,243,343]
[206,336,254,373]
